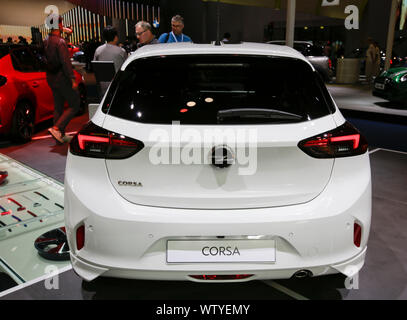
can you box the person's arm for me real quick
[93,47,99,61]
[117,48,128,70]
[367,45,375,61]
[57,39,76,88]
[157,33,168,43]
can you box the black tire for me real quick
[11,101,35,143]
[77,84,87,115]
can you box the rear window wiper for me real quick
[217,108,304,122]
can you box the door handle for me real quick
[32,82,39,88]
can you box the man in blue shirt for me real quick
[158,15,192,43]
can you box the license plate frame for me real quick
[375,83,385,90]
[166,239,276,263]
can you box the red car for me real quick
[67,43,80,58]
[0,44,87,142]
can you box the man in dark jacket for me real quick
[44,14,79,143]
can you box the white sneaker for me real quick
[48,127,65,144]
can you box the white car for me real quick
[65,42,371,282]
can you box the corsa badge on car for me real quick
[118,181,143,187]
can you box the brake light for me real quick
[328,58,332,69]
[70,122,144,159]
[0,75,7,87]
[189,274,254,281]
[298,122,368,158]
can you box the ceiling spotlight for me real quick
[187,101,196,107]
[205,97,214,103]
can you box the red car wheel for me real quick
[11,101,34,143]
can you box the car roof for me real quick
[268,40,314,45]
[121,42,311,71]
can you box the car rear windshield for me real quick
[103,54,333,125]
[293,43,324,56]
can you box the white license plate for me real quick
[375,83,385,90]
[167,239,276,263]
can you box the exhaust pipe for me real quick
[292,270,313,279]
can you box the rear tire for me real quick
[11,101,34,143]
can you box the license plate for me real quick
[167,239,276,263]
[375,83,385,90]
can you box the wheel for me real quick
[77,84,87,115]
[11,101,34,143]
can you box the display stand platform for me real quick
[0,154,70,286]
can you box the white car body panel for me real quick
[102,114,337,209]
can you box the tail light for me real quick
[189,274,254,281]
[298,122,368,158]
[328,59,332,70]
[76,225,85,250]
[0,75,7,87]
[354,222,362,247]
[70,122,144,159]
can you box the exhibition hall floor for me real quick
[0,83,406,300]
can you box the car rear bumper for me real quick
[373,79,407,103]
[65,152,372,282]
[70,247,367,282]
[373,88,407,103]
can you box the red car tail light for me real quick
[76,225,85,250]
[0,75,7,87]
[70,122,144,159]
[298,122,368,158]
[189,274,254,281]
[354,222,362,247]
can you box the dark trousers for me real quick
[51,82,80,134]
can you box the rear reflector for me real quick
[189,274,254,281]
[76,225,85,250]
[354,222,362,248]
[298,122,368,158]
[70,122,144,159]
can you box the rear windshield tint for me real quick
[104,55,333,125]
[294,43,324,56]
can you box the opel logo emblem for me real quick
[211,145,235,168]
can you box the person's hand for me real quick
[72,79,78,90]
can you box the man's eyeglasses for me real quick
[136,29,147,36]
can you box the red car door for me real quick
[29,47,55,119]
[11,47,54,123]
